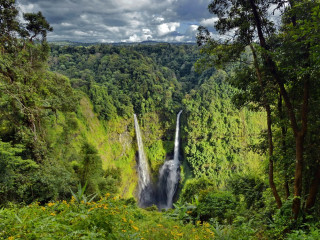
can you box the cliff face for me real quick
[77,97,177,199]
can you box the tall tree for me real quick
[199,0,320,219]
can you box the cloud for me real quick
[157,22,180,36]
[200,17,218,27]
[16,0,213,43]
[61,22,73,27]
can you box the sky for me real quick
[17,0,217,43]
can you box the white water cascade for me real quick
[158,110,183,209]
[134,114,153,207]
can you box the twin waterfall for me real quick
[134,111,183,209]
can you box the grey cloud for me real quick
[17,0,213,42]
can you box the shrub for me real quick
[180,177,215,203]
[228,173,265,210]
[196,191,237,223]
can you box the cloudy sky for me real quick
[17,0,216,43]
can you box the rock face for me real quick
[119,131,132,158]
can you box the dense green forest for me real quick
[1,0,320,239]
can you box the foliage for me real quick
[196,191,237,223]
[69,183,97,204]
[0,140,38,204]
[49,44,184,118]
[182,70,265,181]
[197,0,320,228]
[228,173,266,210]
[0,0,109,205]
[0,196,216,240]
[180,177,215,203]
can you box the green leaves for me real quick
[69,182,97,204]
[23,11,53,41]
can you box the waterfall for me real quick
[133,114,153,207]
[158,110,183,209]
[173,110,183,163]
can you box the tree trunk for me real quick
[278,94,290,199]
[249,0,310,219]
[305,165,320,211]
[249,44,282,208]
[292,134,304,218]
[284,181,290,199]
[266,105,283,208]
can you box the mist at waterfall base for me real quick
[134,111,183,209]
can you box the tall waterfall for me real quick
[158,110,183,209]
[134,114,153,207]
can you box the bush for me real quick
[196,191,237,223]
[228,174,265,210]
[180,177,215,203]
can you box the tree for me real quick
[197,0,282,209]
[0,0,20,41]
[199,0,320,219]
[23,11,53,42]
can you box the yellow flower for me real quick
[41,207,46,211]
[47,202,55,207]
[132,225,139,231]
[8,237,14,240]
[205,228,214,236]
[122,230,126,232]
[122,217,127,222]
[50,212,56,216]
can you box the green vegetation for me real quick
[0,195,216,240]
[1,0,320,239]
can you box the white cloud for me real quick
[142,28,152,34]
[103,26,121,33]
[128,34,140,42]
[61,22,73,27]
[74,30,88,36]
[154,16,165,23]
[17,3,36,13]
[189,25,199,32]
[200,17,218,27]
[157,22,180,36]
